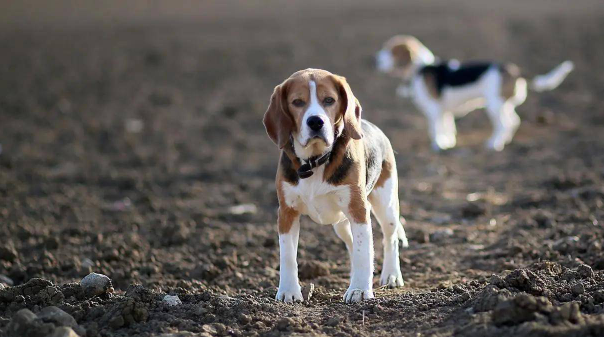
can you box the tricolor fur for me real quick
[263,69,408,303]
[376,35,574,151]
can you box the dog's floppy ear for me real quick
[263,83,293,149]
[333,75,363,140]
[391,43,413,68]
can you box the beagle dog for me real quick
[263,69,408,303]
[376,35,574,151]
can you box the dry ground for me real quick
[1,0,604,336]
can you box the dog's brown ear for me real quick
[263,83,293,149]
[391,43,413,68]
[333,75,363,140]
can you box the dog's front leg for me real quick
[275,207,302,302]
[342,188,375,303]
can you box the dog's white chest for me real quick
[282,167,349,225]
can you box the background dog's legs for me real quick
[276,216,303,302]
[503,102,521,144]
[419,102,450,151]
[333,219,352,259]
[485,97,510,151]
[369,174,405,288]
[442,111,457,149]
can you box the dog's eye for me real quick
[323,97,335,105]
[292,99,305,107]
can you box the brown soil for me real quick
[1,1,603,336]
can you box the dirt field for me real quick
[1,1,604,336]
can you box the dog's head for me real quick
[263,69,362,158]
[376,35,435,79]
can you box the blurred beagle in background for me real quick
[263,68,408,303]
[376,35,574,151]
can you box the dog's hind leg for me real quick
[333,219,353,258]
[369,160,407,288]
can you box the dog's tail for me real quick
[398,217,409,248]
[530,61,574,92]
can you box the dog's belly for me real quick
[441,84,485,112]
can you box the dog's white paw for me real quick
[275,286,303,303]
[380,272,404,288]
[343,288,374,303]
[486,137,505,151]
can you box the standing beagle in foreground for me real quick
[376,35,574,151]
[263,69,408,303]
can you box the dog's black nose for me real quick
[306,116,324,131]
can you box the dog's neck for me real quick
[285,126,347,179]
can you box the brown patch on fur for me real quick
[422,71,440,99]
[276,176,299,234]
[391,44,412,69]
[348,184,370,224]
[323,138,370,224]
[383,35,427,78]
[500,63,521,100]
[374,158,393,189]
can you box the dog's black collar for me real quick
[290,127,341,179]
[297,151,331,179]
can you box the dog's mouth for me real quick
[302,134,330,148]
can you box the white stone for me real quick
[163,295,182,306]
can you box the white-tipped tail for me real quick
[531,61,574,92]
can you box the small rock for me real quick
[163,295,182,306]
[238,313,251,325]
[277,317,293,331]
[577,264,594,279]
[0,274,13,286]
[430,228,454,242]
[125,119,144,133]
[80,258,95,269]
[49,327,80,337]
[302,283,315,301]
[201,323,225,335]
[571,283,585,296]
[325,316,340,327]
[80,273,113,296]
[228,204,257,215]
[0,242,18,262]
[6,308,37,336]
[462,202,485,218]
[299,261,330,280]
[45,237,60,250]
[38,306,77,328]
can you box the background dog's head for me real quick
[376,35,435,79]
[263,69,362,159]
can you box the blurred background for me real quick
[1,0,603,336]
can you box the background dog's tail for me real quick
[530,60,574,92]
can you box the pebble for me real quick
[80,272,113,296]
[49,327,80,337]
[325,316,341,327]
[37,306,77,328]
[302,283,315,301]
[228,204,257,215]
[0,274,13,286]
[577,264,594,279]
[430,228,454,242]
[0,243,18,262]
[6,308,37,336]
[163,295,182,306]
[571,283,585,295]
[80,258,95,269]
